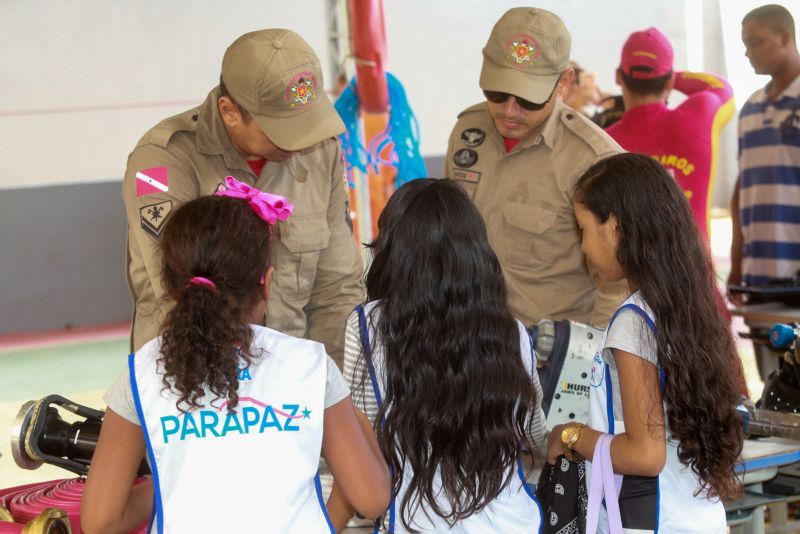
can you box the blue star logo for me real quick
[302,406,312,419]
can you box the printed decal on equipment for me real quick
[285,71,317,108]
[461,128,485,147]
[452,169,481,183]
[453,148,478,168]
[159,397,312,443]
[140,200,173,239]
[505,34,541,67]
[135,166,169,197]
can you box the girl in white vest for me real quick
[327,178,546,533]
[546,154,743,533]
[82,177,390,534]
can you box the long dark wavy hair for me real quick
[362,178,535,529]
[574,153,743,500]
[158,195,271,412]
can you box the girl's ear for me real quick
[262,266,274,301]
[605,213,621,244]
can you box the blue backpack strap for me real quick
[608,303,666,393]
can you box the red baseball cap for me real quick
[619,27,673,80]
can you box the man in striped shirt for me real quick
[730,4,800,292]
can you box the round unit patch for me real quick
[505,33,541,68]
[453,148,478,168]
[285,71,318,108]
[460,128,485,147]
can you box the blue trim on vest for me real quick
[605,362,615,435]
[357,304,396,533]
[605,303,661,433]
[128,353,165,534]
[654,479,661,534]
[314,472,336,534]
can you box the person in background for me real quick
[82,180,389,533]
[729,4,800,380]
[444,7,627,329]
[550,153,742,533]
[606,27,734,241]
[730,4,800,292]
[328,179,546,533]
[123,29,363,366]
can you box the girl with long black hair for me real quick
[548,153,743,532]
[328,178,546,533]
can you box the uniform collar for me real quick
[510,98,562,151]
[195,86,310,179]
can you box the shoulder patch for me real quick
[560,107,621,156]
[140,200,173,239]
[135,166,169,197]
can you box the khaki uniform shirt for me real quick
[123,87,364,365]
[445,100,627,328]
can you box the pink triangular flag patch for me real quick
[136,166,169,197]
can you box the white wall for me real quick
[0,0,331,189]
[2,0,799,190]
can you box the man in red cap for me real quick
[606,27,734,241]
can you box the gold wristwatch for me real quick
[560,422,586,462]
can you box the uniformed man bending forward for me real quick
[445,7,627,328]
[123,29,364,365]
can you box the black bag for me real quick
[535,455,587,534]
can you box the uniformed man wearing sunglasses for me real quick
[445,7,627,330]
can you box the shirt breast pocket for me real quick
[503,203,558,267]
[275,214,331,298]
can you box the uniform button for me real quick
[566,113,574,120]
[273,40,283,49]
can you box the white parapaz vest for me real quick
[587,294,726,533]
[356,302,543,534]
[130,325,334,534]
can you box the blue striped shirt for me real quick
[738,74,800,286]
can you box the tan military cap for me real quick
[221,29,345,151]
[480,7,571,104]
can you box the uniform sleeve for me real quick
[324,355,351,408]
[343,310,380,423]
[674,71,735,135]
[673,71,733,105]
[124,144,199,301]
[304,144,365,368]
[103,368,141,425]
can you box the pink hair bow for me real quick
[215,176,294,224]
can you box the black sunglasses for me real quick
[482,76,561,111]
